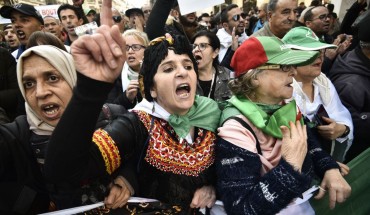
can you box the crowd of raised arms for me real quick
[0,0,369,214]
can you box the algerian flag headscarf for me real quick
[17,45,77,135]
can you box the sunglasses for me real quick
[257,64,297,72]
[230,14,244,22]
[112,16,122,23]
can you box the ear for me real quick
[222,22,229,30]
[78,18,83,26]
[267,11,273,20]
[150,87,157,99]
[212,48,220,59]
[252,76,259,87]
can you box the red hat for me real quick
[231,37,319,77]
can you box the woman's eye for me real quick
[163,67,174,73]
[184,65,193,70]
[23,81,34,89]
[49,75,59,82]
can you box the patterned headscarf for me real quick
[17,45,77,135]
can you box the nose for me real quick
[35,83,51,99]
[289,67,297,76]
[288,10,297,21]
[176,65,189,78]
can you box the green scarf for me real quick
[220,96,302,139]
[168,95,221,139]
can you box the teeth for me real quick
[178,93,189,98]
[179,84,188,88]
[45,105,54,109]
[45,109,57,115]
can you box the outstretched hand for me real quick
[71,0,126,83]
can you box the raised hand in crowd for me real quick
[71,0,129,208]
[71,0,125,84]
[126,80,139,102]
[231,27,239,51]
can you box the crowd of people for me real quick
[0,0,369,214]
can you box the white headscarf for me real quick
[16,45,77,135]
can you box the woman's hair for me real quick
[140,35,197,102]
[191,31,220,67]
[228,69,262,98]
[26,31,67,52]
[123,29,149,46]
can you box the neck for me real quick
[268,23,284,39]
[198,64,214,81]
[299,79,314,102]
[69,33,78,42]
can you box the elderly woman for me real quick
[282,27,354,163]
[107,29,149,109]
[191,31,232,105]
[0,45,127,214]
[215,37,351,214]
[45,3,220,213]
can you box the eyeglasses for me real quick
[230,14,243,21]
[112,16,122,23]
[311,14,330,21]
[192,43,211,51]
[143,10,151,14]
[126,44,146,51]
[257,64,297,72]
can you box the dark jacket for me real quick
[0,116,50,215]
[0,47,20,121]
[329,46,370,162]
[196,65,232,108]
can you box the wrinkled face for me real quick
[151,50,197,115]
[125,35,145,72]
[269,0,297,38]
[10,11,43,45]
[224,7,245,36]
[22,54,72,127]
[43,17,62,38]
[59,9,83,36]
[254,66,296,104]
[192,36,219,70]
[295,50,324,82]
[4,26,20,48]
[305,7,330,36]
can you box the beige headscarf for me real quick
[17,45,77,135]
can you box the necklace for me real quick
[207,68,216,98]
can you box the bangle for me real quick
[339,125,350,138]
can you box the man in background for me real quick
[0,3,44,59]
[43,16,65,43]
[3,24,20,52]
[57,4,84,45]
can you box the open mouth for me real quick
[176,83,191,98]
[127,56,136,62]
[16,30,26,40]
[41,104,60,119]
[194,55,202,64]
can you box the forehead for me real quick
[44,17,58,23]
[124,35,143,44]
[160,50,192,65]
[312,6,328,15]
[228,7,242,18]
[194,35,210,43]
[275,0,298,10]
[201,16,210,21]
[142,5,151,11]
[60,9,78,17]
[22,54,57,76]
[112,10,121,16]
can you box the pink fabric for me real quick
[217,115,282,175]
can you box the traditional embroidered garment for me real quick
[136,111,216,177]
